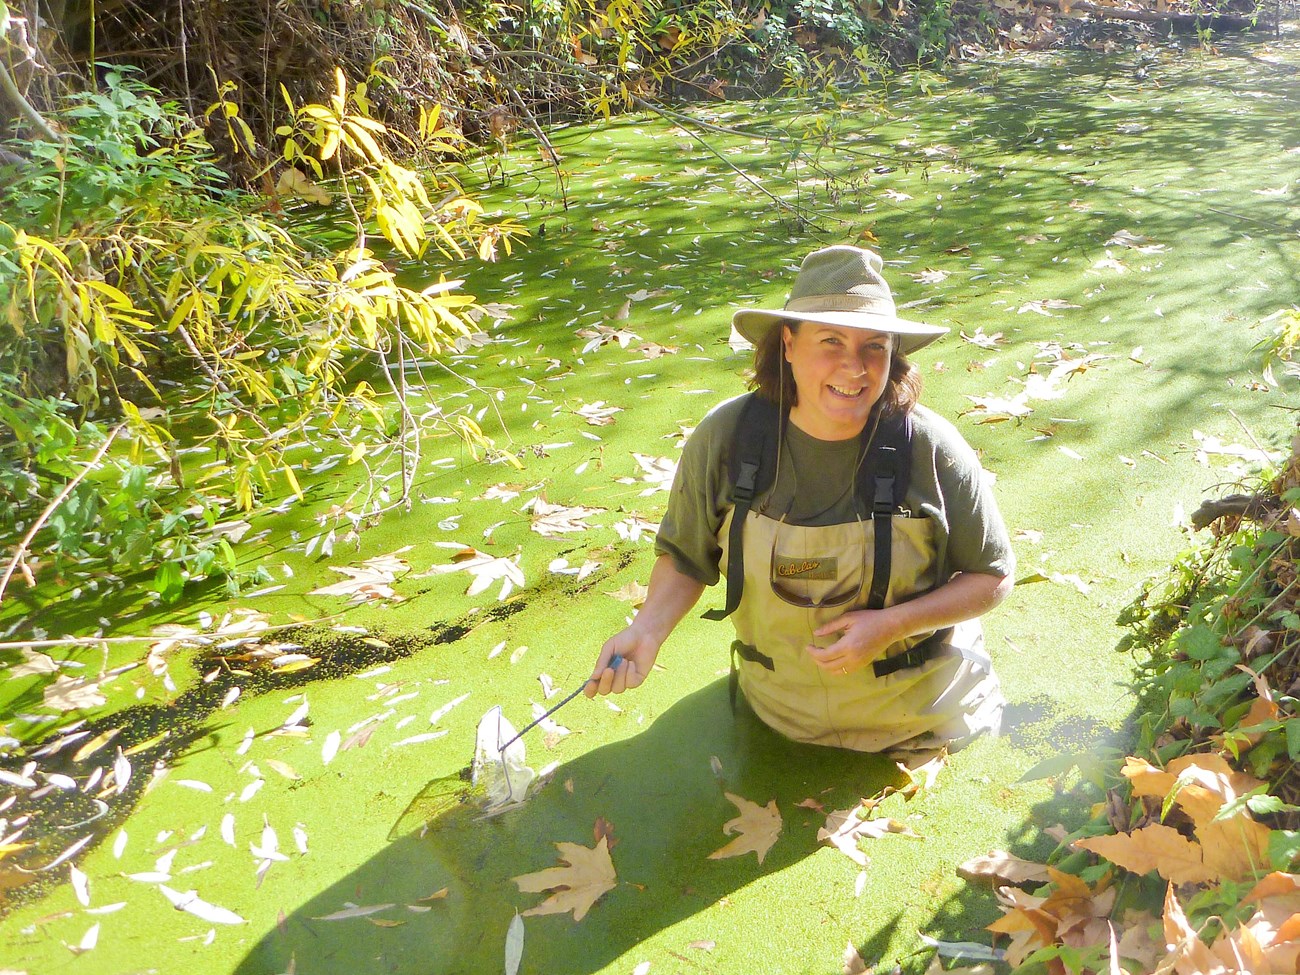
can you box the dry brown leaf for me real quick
[708,793,781,864]
[1075,823,1216,885]
[43,675,106,711]
[1159,883,1221,975]
[513,837,616,921]
[896,750,947,797]
[605,581,648,606]
[1196,815,1272,883]
[843,941,868,974]
[957,851,1051,888]
[817,805,917,866]
[527,498,604,537]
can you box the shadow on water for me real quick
[231,675,1131,974]
[234,678,912,974]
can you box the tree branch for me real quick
[0,423,125,607]
[0,58,62,143]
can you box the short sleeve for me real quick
[652,396,748,586]
[913,408,1016,580]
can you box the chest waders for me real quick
[703,394,1001,753]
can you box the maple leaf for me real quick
[1106,228,1167,254]
[613,516,658,542]
[818,804,918,866]
[605,581,647,607]
[513,837,616,921]
[7,648,59,678]
[310,551,411,602]
[1159,883,1220,974]
[575,324,640,353]
[896,750,947,797]
[957,851,1051,888]
[708,792,781,864]
[1074,823,1216,884]
[959,327,1003,349]
[616,454,676,495]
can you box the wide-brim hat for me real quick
[732,245,949,355]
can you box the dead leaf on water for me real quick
[513,837,617,921]
[708,793,781,864]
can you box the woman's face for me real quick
[782,322,892,441]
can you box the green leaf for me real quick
[1284,719,1300,760]
[1246,794,1300,816]
[1181,624,1227,661]
[1271,830,1300,870]
[153,561,185,602]
[1017,753,1080,783]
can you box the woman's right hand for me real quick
[584,628,660,697]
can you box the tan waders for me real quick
[719,506,1004,754]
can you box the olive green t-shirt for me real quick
[655,395,1015,586]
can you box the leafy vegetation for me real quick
[0,62,523,604]
[961,314,1300,973]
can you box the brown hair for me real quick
[748,321,922,417]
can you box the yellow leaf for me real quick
[708,792,781,864]
[1196,815,1272,883]
[1075,823,1217,884]
[283,465,303,500]
[513,837,616,922]
[275,168,331,205]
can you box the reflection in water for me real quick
[236,679,902,974]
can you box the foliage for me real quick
[973,372,1300,971]
[0,65,524,603]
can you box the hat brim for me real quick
[731,308,948,355]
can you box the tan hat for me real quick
[732,246,949,355]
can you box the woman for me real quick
[585,246,1014,754]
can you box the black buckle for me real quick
[733,459,760,504]
[872,644,928,678]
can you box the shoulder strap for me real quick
[863,411,913,611]
[702,394,780,622]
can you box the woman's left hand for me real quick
[805,610,900,675]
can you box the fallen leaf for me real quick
[708,793,781,864]
[421,548,526,601]
[504,912,525,975]
[513,837,617,921]
[43,675,106,711]
[958,851,1051,887]
[526,497,604,537]
[1075,823,1216,884]
[312,902,395,921]
[818,805,917,865]
[159,885,247,924]
[843,941,869,973]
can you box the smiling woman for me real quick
[587,246,1016,756]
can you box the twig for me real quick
[0,60,63,144]
[501,82,569,210]
[0,424,125,608]
[487,49,830,223]
[1228,408,1268,457]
